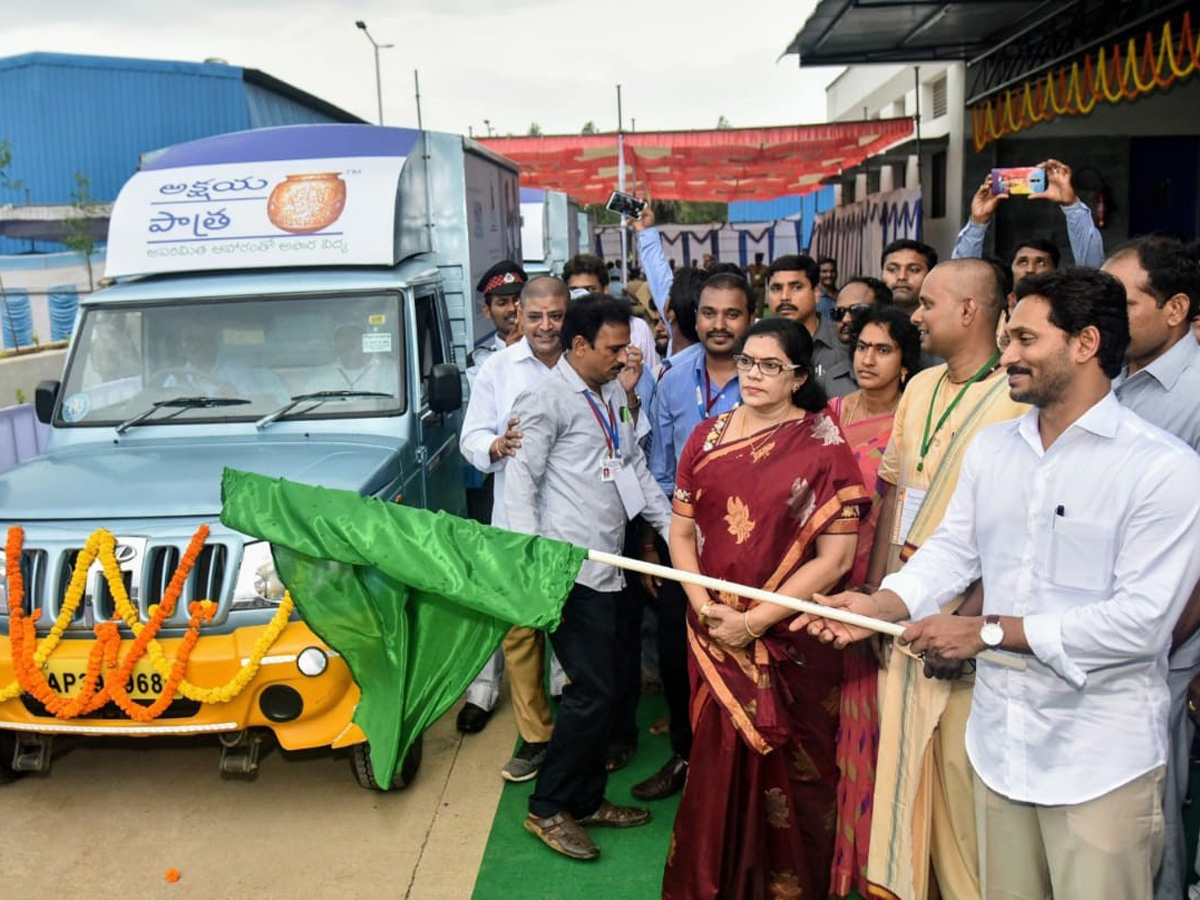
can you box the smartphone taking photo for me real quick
[606,190,646,219]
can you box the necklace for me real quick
[738,407,796,458]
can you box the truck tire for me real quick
[351,734,422,791]
[0,731,21,784]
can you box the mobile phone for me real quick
[990,166,1047,196]
[605,190,646,219]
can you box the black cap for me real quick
[476,260,527,297]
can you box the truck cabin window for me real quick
[57,295,405,425]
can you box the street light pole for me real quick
[355,20,393,126]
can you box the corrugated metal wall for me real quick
[0,54,251,205]
[0,53,357,254]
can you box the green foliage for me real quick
[581,121,598,134]
[14,388,26,405]
[528,121,543,136]
[716,115,731,129]
[63,172,102,291]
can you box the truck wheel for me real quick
[0,731,21,784]
[351,735,422,791]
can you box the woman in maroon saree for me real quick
[663,319,869,900]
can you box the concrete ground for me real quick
[0,698,517,899]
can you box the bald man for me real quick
[860,258,1028,900]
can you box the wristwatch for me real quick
[979,614,1004,648]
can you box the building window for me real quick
[930,151,947,219]
[931,76,948,120]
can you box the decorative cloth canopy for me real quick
[479,119,914,204]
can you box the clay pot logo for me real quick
[267,172,347,234]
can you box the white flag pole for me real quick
[587,549,1026,671]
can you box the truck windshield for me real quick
[56,293,406,426]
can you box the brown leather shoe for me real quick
[524,811,600,861]
[576,799,651,828]
[631,754,688,801]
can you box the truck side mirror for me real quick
[428,363,462,414]
[34,380,60,424]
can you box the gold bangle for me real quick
[744,611,765,639]
[700,601,714,619]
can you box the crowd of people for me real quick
[452,159,1200,900]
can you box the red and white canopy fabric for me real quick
[479,118,914,204]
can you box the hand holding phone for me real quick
[990,167,1047,196]
[606,190,647,220]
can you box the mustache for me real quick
[1007,365,1033,376]
[706,330,733,339]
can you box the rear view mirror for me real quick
[428,363,462,414]
[35,380,60,424]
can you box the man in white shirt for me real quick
[457,276,568,782]
[805,267,1200,899]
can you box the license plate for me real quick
[43,659,164,700]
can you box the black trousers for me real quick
[609,583,644,752]
[654,536,693,760]
[529,584,618,819]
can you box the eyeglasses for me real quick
[833,304,872,321]
[732,354,801,376]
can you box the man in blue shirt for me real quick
[952,158,1105,280]
[635,271,754,800]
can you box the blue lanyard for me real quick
[584,392,620,457]
[693,365,736,419]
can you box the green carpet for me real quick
[475,696,1200,900]
[472,694,682,900]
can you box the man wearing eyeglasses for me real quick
[832,277,894,346]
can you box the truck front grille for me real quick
[1,535,235,630]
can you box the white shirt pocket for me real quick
[1049,517,1113,592]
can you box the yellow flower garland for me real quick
[2,527,296,709]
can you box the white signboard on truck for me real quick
[104,157,406,277]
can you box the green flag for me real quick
[219,468,586,786]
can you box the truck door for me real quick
[413,290,467,516]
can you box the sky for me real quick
[0,0,843,136]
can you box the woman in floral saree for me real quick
[662,318,870,900]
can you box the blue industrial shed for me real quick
[0,51,364,253]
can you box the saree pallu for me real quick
[829,398,896,898]
[662,411,870,900]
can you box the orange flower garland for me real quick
[5,524,230,721]
[970,11,1200,150]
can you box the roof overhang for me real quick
[782,0,1062,66]
[0,204,111,243]
[479,119,915,204]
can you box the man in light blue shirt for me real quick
[633,272,754,801]
[1104,236,1200,900]
[952,158,1104,280]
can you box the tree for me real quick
[528,121,543,136]
[581,121,598,134]
[63,172,103,292]
[716,115,731,129]
[0,142,23,351]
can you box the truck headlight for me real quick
[231,541,286,611]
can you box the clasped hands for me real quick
[697,601,757,650]
[791,590,986,680]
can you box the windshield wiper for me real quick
[115,396,251,434]
[255,390,393,431]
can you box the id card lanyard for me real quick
[694,365,736,419]
[584,391,621,460]
[916,349,1001,473]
